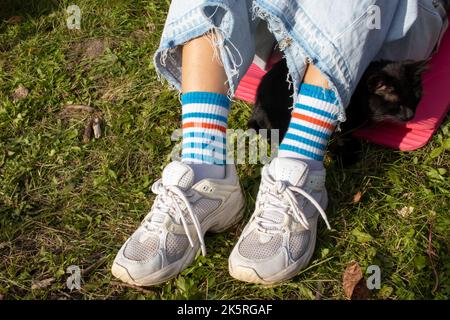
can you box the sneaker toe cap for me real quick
[228,245,289,283]
[112,240,164,284]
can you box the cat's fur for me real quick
[248,58,428,165]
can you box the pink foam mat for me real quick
[235,25,450,151]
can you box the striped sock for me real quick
[278,83,339,167]
[181,91,230,181]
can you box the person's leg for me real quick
[112,33,245,286]
[228,64,335,284]
[277,64,339,170]
[180,33,230,182]
[182,33,228,95]
[302,64,331,89]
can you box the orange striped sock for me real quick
[278,83,339,164]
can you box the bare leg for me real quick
[180,32,231,182]
[277,63,339,169]
[303,64,330,89]
[182,32,228,95]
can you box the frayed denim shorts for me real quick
[154,0,448,122]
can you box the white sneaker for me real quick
[228,158,330,284]
[112,161,245,286]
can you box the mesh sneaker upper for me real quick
[166,233,190,263]
[238,230,311,261]
[123,197,221,262]
[123,232,159,261]
[288,231,310,260]
[185,198,221,223]
[238,232,283,260]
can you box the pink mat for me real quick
[235,26,450,151]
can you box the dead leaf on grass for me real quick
[59,105,104,143]
[83,117,95,144]
[31,277,55,290]
[343,261,369,300]
[12,85,29,101]
[92,116,102,138]
[353,191,362,204]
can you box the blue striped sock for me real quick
[278,83,339,167]
[181,91,230,181]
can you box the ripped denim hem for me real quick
[153,3,248,101]
[251,1,350,123]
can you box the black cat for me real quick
[248,58,428,165]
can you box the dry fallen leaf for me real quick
[398,206,414,218]
[343,261,369,299]
[12,85,29,101]
[92,116,102,139]
[59,105,103,143]
[353,191,362,204]
[83,114,104,143]
[343,261,362,298]
[351,278,370,300]
[31,277,55,290]
[83,117,94,144]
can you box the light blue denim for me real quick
[153,0,447,122]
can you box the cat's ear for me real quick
[405,59,429,77]
[367,74,394,96]
[405,60,428,99]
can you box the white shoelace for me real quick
[142,180,207,256]
[255,173,331,233]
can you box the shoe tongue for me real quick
[268,158,309,187]
[161,161,194,190]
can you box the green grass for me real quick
[0,0,449,300]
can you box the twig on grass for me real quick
[110,281,156,295]
[82,255,110,278]
[427,222,439,293]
